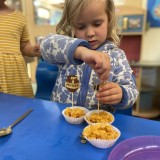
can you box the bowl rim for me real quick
[84,109,115,124]
[62,106,89,119]
[83,123,121,141]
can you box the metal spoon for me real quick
[0,109,33,137]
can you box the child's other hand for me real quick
[96,82,122,105]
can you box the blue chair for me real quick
[35,61,58,100]
[116,107,132,116]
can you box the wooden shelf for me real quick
[116,5,146,16]
[132,108,160,119]
[141,86,155,92]
[130,61,160,67]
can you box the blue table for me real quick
[0,93,160,160]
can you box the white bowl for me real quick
[62,106,89,124]
[84,110,114,125]
[82,123,121,149]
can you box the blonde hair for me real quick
[56,0,120,46]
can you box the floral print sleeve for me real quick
[40,34,89,65]
[107,47,138,109]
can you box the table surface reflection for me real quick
[0,93,160,160]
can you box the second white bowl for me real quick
[62,106,89,124]
[84,109,114,125]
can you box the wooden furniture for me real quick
[116,6,160,118]
[131,62,160,118]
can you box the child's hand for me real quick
[96,82,122,105]
[33,44,41,56]
[75,47,110,81]
[20,41,41,57]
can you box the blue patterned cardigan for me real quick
[40,34,138,111]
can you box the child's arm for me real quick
[40,34,110,80]
[20,41,41,57]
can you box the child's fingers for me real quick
[97,94,121,104]
[96,82,122,104]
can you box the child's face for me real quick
[73,0,108,49]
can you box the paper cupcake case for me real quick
[84,110,115,125]
[62,106,89,124]
[83,124,121,149]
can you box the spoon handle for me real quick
[10,109,33,128]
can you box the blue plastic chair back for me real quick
[116,108,132,116]
[35,61,58,100]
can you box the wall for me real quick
[23,0,56,83]
[125,0,160,62]
[141,0,160,62]
[123,0,143,8]
[141,28,160,61]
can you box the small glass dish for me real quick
[62,106,89,124]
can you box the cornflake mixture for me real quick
[86,111,114,123]
[64,107,85,118]
[83,123,119,140]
